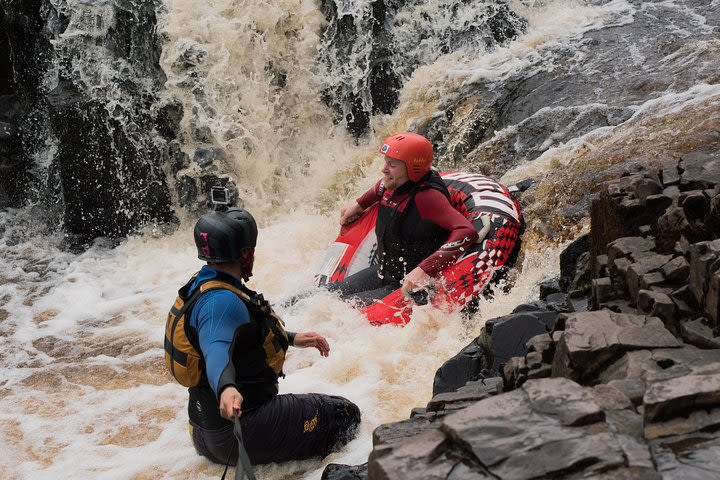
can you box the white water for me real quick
[2,0,719,478]
[0,205,557,480]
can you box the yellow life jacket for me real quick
[164,273,288,389]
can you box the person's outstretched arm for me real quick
[340,179,383,224]
[289,331,330,356]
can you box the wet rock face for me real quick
[318,0,526,137]
[1,0,177,238]
[0,4,33,208]
[428,0,720,178]
[49,99,175,237]
[0,93,22,209]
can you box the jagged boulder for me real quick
[432,336,490,396]
[322,463,368,480]
[342,162,720,480]
[365,378,659,480]
[433,301,560,395]
[551,311,681,383]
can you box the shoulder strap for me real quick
[199,279,289,351]
[173,287,209,353]
[419,170,452,202]
[220,418,256,480]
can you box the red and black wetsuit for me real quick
[359,170,479,279]
[334,171,478,304]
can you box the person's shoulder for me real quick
[192,288,251,328]
[197,288,249,312]
[416,187,450,203]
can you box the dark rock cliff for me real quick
[0,0,177,241]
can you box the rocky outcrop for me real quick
[427,0,720,180]
[324,154,720,479]
[0,0,177,239]
[318,0,526,137]
[589,159,720,346]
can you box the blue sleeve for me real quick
[189,289,251,399]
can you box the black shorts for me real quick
[190,393,360,466]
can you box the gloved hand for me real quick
[401,267,431,303]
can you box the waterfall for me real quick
[0,0,718,478]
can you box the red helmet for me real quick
[378,132,433,182]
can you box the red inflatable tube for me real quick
[316,172,523,326]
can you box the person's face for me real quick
[381,156,409,190]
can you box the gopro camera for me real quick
[210,186,230,211]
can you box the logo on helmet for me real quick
[380,144,389,154]
[199,232,211,257]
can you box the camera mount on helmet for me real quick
[194,187,258,263]
[210,186,230,211]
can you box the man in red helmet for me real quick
[336,132,479,305]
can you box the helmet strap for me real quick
[239,248,255,281]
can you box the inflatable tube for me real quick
[317,172,523,325]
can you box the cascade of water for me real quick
[158,0,527,221]
[318,0,527,136]
[0,0,718,478]
[158,0,370,220]
[2,0,175,241]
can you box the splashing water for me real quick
[2,0,718,478]
[0,201,554,479]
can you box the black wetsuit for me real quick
[184,267,360,465]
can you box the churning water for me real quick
[1,0,719,478]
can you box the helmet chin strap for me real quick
[239,248,255,281]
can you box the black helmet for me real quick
[193,208,258,263]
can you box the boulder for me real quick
[551,311,680,383]
[440,378,655,479]
[650,433,720,479]
[427,378,502,413]
[485,310,558,373]
[636,290,677,332]
[432,337,490,396]
[644,373,720,423]
[322,463,368,480]
[368,428,466,480]
[688,239,720,326]
[559,234,589,292]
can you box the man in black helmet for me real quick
[165,204,360,467]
